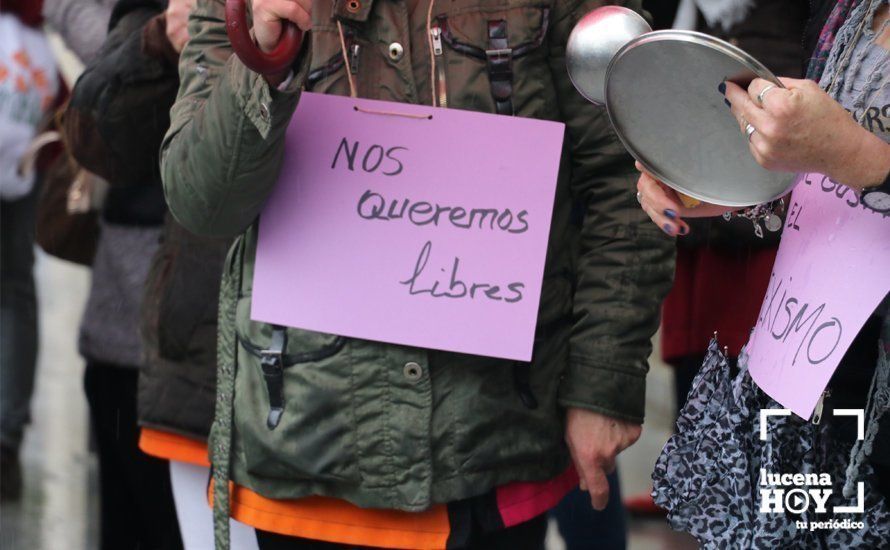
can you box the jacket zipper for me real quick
[349,43,361,75]
[430,25,447,107]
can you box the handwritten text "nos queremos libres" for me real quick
[332,137,526,303]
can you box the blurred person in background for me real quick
[43,0,117,64]
[0,0,59,502]
[45,0,183,547]
[110,0,260,546]
[639,0,890,545]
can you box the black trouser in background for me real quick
[83,362,183,550]
[672,355,703,419]
[0,191,39,454]
[255,513,548,550]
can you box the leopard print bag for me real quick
[652,337,890,549]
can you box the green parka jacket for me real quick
[161,0,674,524]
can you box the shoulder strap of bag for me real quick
[210,232,247,550]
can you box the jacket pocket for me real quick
[433,3,553,115]
[442,322,569,474]
[232,295,358,483]
[234,296,347,366]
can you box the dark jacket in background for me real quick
[66,0,170,226]
[697,0,809,77]
[66,0,166,368]
[136,10,229,441]
[63,3,184,548]
[67,0,223,438]
[641,0,680,29]
[140,214,228,440]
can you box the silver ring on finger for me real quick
[757,84,777,106]
[636,191,643,204]
[745,123,756,143]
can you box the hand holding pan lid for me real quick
[566,7,797,208]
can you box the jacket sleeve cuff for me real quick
[226,39,313,140]
[558,357,647,424]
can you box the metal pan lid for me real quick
[605,30,797,207]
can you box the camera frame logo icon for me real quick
[759,408,865,515]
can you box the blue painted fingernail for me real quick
[664,209,677,219]
[718,82,726,94]
[724,98,731,108]
[679,225,689,235]
[663,223,674,235]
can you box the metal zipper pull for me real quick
[349,43,361,75]
[431,25,443,55]
[430,25,448,107]
[811,389,831,425]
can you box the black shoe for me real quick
[1,445,23,502]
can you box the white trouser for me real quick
[170,461,260,550]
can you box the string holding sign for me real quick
[353,105,434,120]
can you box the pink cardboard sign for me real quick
[251,93,565,361]
[746,173,890,418]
